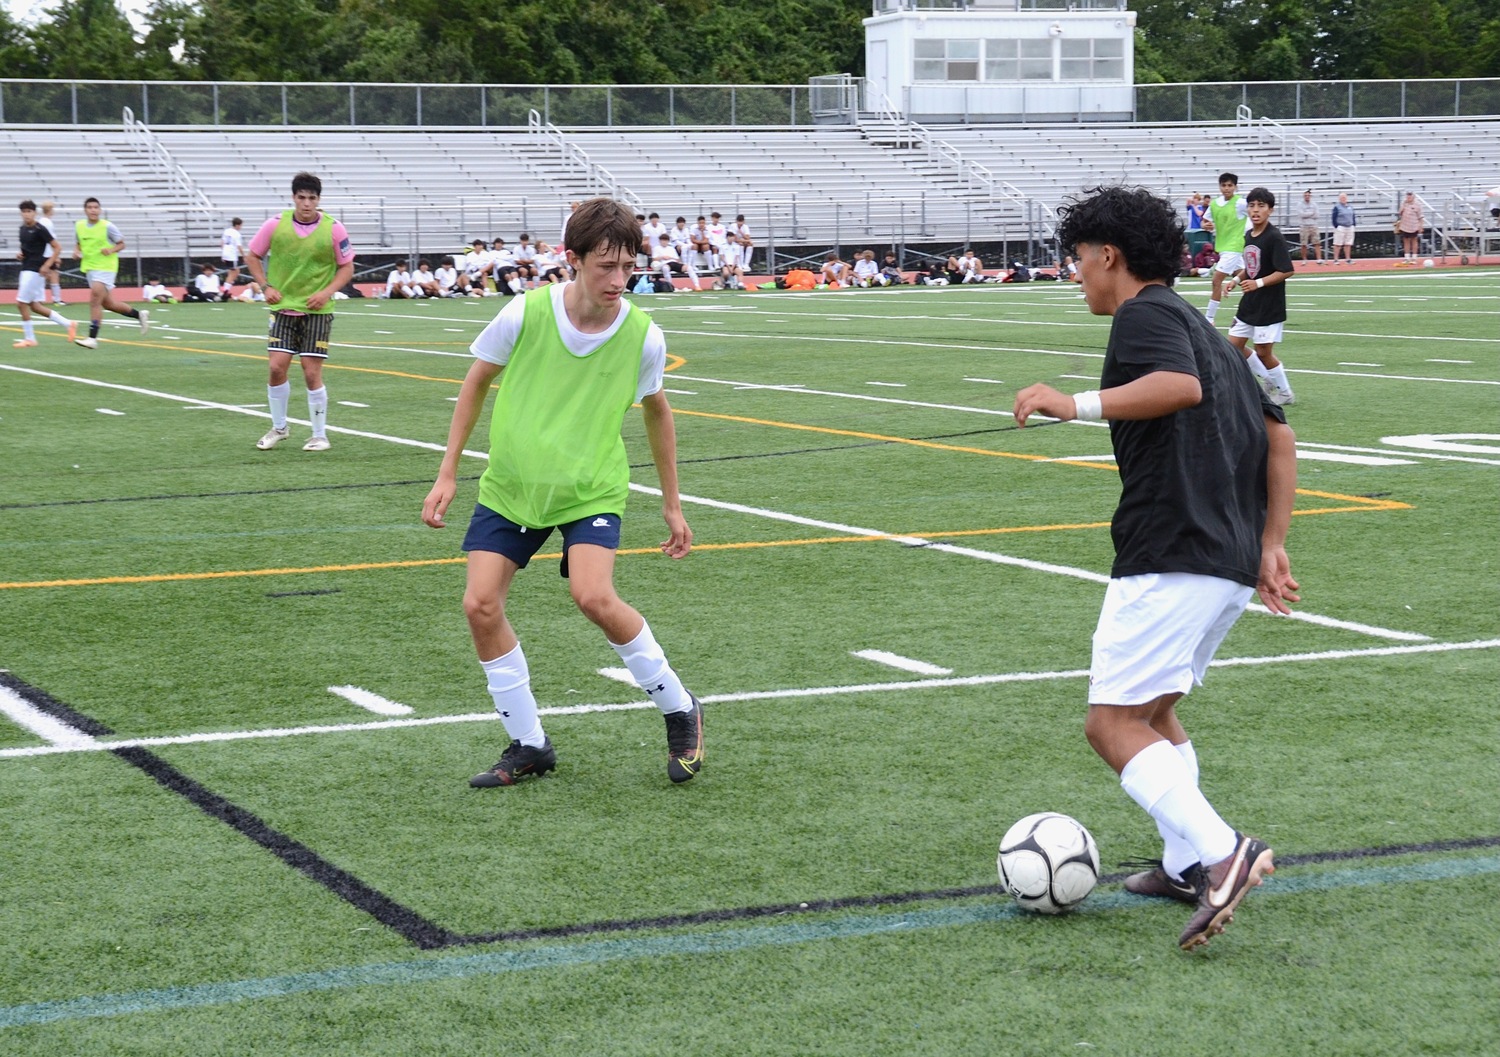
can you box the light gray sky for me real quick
[6,0,151,33]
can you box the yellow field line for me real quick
[672,408,1119,469]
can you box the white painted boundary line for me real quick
[0,683,98,749]
[2,638,1493,761]
[328,686,413,716]
[852,650,953,676]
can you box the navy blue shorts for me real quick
[461,504,622,578]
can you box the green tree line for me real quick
[1,0,1495,84]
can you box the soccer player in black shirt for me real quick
[12,199,75,347]
[1226,187,1296,405]
[1013,186,1299,951]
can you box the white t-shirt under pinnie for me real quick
[470,282,666,402]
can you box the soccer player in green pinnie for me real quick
[423,196,703,788]
[1202,172,1248,325]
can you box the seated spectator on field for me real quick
[957,249,985,283]
[533,242,569,284]
[918,259,949,285]
[650,233,686,286]
[182,263,226,302]
[462,239,491,294]
[852,250,888,287]
[731,215,754,273]
[719,235,747,290]
[820,253,849,288]
[880,251,906,285]
[434,257,461,297]
[385,264,417,299]
[413,260,441,298]
[1062,255,1081,282]
[141,278,176,302]
[490,238,523,295]
[233,281,267,302]
[1191,241,1219,278]
[513,234,539,288]
[1002,260,1031,283]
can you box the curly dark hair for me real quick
[1054,186,1184,285]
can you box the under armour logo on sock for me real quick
[645,683,665,695]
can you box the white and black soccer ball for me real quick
[997,812,1101,914]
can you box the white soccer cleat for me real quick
[302,436,331,452]
[75,336,98,349]
[138,309,150,335]
[256,426,291,450]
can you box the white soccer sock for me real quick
[1265,364,1290,390]
[1157,741,1201,878]
[268,381,291,430]
[307,386,328,438]
[21,320,35,340]
[1205,299,1220,322]
[1245,352,1271,380]
[50,284,62,303]
[481,644,546,746]
[48,311,70,329]
[610,620,690,714]
[1121,739,1237,870]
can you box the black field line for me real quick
[12,667,1499,950]
[5,673,457,950]
[443,834,1500,947]
[0,475,482,512]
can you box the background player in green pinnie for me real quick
[1200,172,1248,325]
[1224,187,1296,406]
[422,196,703,789]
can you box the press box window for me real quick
[915,38,981,81]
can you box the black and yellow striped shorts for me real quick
[267,311,335,359]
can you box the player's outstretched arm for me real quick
[640,389,692,558]
[1258,414,1300,613]
[422,359,503,529]
[1014,371,1200,428]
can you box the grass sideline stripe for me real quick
[2,853,1495,1030]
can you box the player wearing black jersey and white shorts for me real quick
[1014,185,1298,952]
[12,199,75,347]
[1225,187,1296,406]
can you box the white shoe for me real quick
[303,435,330,451]
[256,426,291,450]
[1269,386,1296,406]
[75,336,98,349]
[138,309,150,335]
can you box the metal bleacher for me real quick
[3,113,1497,271]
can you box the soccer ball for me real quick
[1422,259,1435,268]
[997,812,1101,914]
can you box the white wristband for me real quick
[1072,390,1103,422]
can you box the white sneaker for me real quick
[138,309,150,335]
[303,436,330,451]
[256,426,291,450]
[1269,386,1296,406]
[75,336,98,349]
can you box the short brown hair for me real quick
[565,197,642,260]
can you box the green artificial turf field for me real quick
[2,270,1497,1055]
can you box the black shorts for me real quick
[267,311,334,359]
[462,504,622,579]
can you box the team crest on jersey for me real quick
[1244,245,1262,278]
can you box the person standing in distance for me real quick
[243,172,356,452]
[1013,185,1297,951]
[421,196,702,789]
[13,199,76,347]
[38,200,63,304]
[220,217,245,290]
[1201,172,1248,325]
[72,197,149,348]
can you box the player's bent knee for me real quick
[462,591,503,628]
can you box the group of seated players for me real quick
[385,235,572,299]
[776,249,1081,290]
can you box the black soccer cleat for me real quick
[663,694,704,784]
[469,737,556,788]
